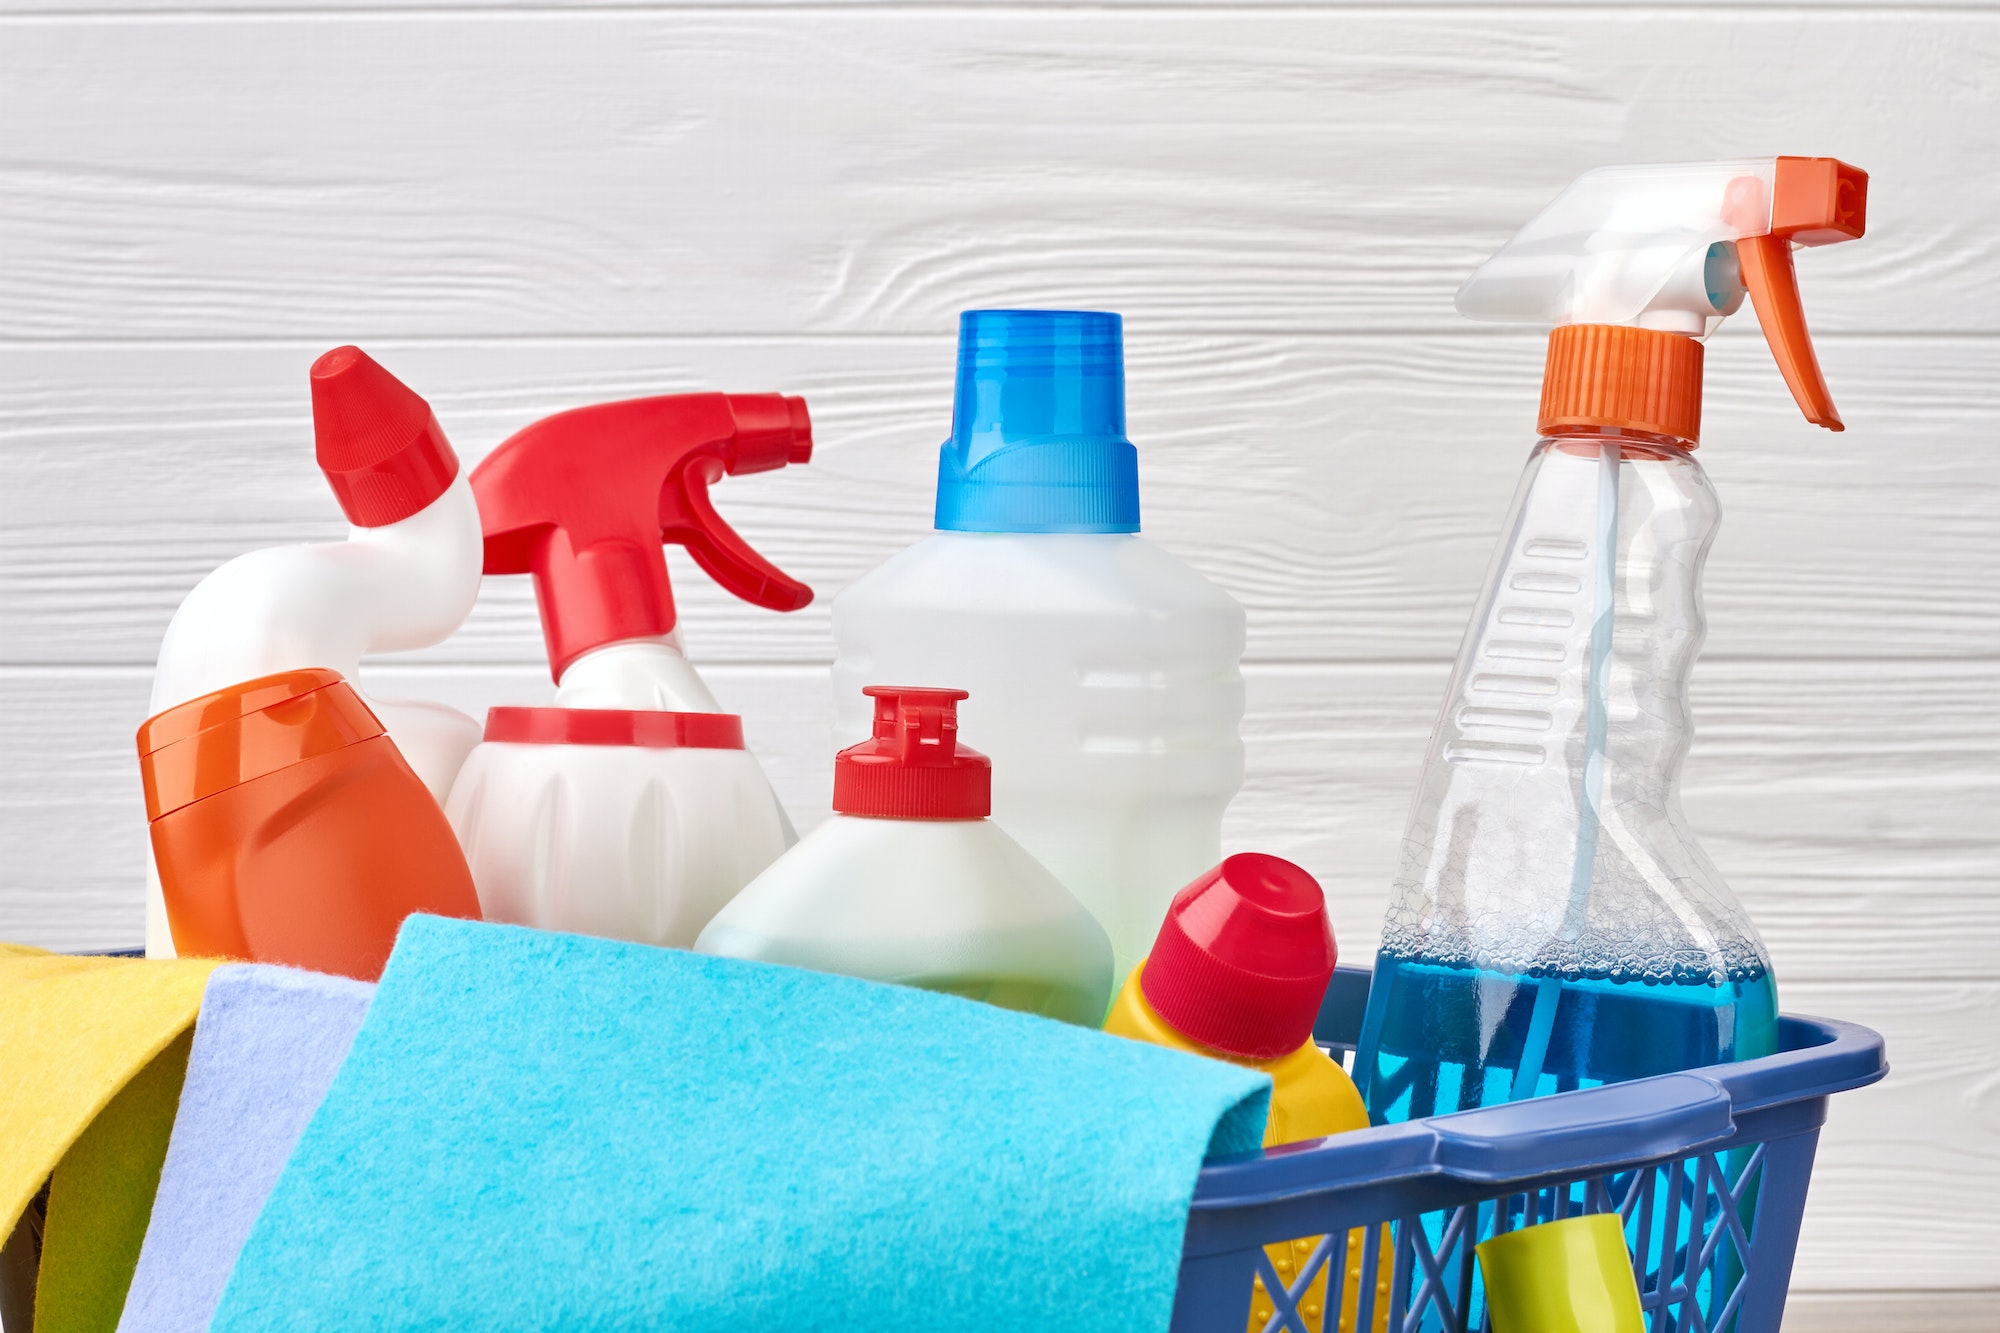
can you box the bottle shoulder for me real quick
[1262,1043,1369,1144]
[695,815,1111,986]
[553,639,722,712]
[708,814,1089,922]
[1103,969,1366,1146]
[835,531,1244,620]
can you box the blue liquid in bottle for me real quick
[1356,953,1777,1119]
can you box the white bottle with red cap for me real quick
[143,346,484,956]
[695,687,1114,1027]
[443,392,816,949]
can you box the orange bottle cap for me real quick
[1539,325,1705,447]
[137,669,385,820]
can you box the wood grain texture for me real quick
[1784,1290,2000,1333]
[1782,981,2000,1293]
[1,10,1994,338]
[6,334,1998,666]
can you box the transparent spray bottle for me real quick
[1356,158,1868,1123]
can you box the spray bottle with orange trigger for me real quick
[1355,158,1868,1127]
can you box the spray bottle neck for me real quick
[1539,325,1705,450]
[552,637,723,713]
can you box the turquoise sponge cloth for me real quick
[213,916,1268,1332]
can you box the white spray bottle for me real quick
[444,392,815,948]
[144,347,484,956]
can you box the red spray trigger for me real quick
[472,392,813,683]
[1734,157,1868,432]
[661,394,814,616]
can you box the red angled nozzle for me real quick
[726,394,814,471]
[310,346,460,528]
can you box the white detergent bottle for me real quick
[445,392,815,948]
[145,346,484,956]
[832,310,1246,976]
[697,686,1114,1026]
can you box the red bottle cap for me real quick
[310,346,460,528]
[1139,853,1337,1060]
[473,393,814,682]
[832,687,991,820]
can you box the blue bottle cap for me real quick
[934,310,1141,534]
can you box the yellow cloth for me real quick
[38,1032,196,1333]
[0,944,219,1331]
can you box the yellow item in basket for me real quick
[1098,852,1391,1333]
[1105,968,1389,1332]
[1477,1213,1645,1333]
[0,944,219,1331]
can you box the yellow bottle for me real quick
[1102,854,1389,1333]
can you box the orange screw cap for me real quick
[1539,326,1706,447]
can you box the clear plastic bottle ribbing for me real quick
[1357,434,1778,1124]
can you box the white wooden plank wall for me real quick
[4,5,1996,1326]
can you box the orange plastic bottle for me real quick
[138,668,480,980]
[1103,853,1388,1333]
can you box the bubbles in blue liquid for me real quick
[1357,949,1778,1124]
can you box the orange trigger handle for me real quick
[1738,157,1868,433]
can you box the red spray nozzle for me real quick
[1735,157,1869,432]
[832,687,991,820]
[472,393,814,682]
[310,346,460,528]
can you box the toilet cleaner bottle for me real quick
[1103,854,1385,1333]
[832,311,1246,977]
[445,392,814,949]
[696,687,1113,1026]
[1356,158,1869,1124]
[141,346,485,972]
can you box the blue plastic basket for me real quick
[1173,965,1888,1333]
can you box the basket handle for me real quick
[1423,1072,1734,1184]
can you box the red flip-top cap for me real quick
[310,346,460,528]
[832,687,991,820]
[1140,853,1337,1060]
